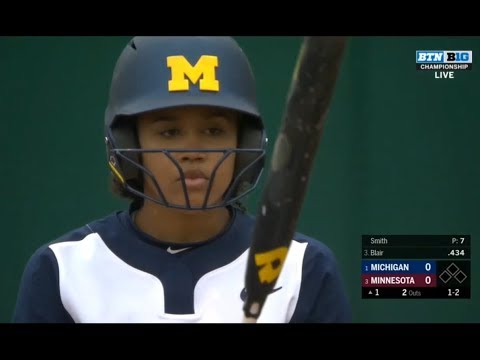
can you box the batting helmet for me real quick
[104,36,267,210]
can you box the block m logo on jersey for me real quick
[167,55,220,92]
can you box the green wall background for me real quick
[1,36,478,323]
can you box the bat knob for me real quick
[243,316,258,323]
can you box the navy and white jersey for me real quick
[12,206,352,323]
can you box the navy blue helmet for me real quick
[104,36,267,210]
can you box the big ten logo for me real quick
[416,51,472,63]
[444,51,472,63]
[167,55,220,92]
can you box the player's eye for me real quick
[159,128,181,138]
[205,127,224,136]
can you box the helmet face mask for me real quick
[105,37,267,210]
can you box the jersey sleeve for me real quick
[291,240,352,323]
[12,245,74,323]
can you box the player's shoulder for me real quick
[26,210,123,264]
[293,231,334,254]
[291,231,339,269]
[239,209,337,263]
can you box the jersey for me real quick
[12,206,352,323]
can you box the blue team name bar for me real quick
[362,260,436,273]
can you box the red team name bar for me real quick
[362,274,436,287]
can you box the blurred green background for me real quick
[1,36,478,323]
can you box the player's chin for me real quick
[170,191,224,210]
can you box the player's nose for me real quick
[176,134,208,162]
[179,151,206,162]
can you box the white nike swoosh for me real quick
[166,246,192,254]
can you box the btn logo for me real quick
[254,246,288,284]
[167,55,219,92]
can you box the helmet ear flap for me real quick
[107,116,142,185]
[229,114,267,198]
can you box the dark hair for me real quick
[109,115,144,204]
[110,173,143,203]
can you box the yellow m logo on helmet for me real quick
[167,55,220,92]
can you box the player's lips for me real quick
[179,170,209,189]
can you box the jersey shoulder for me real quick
[292,231,338,265]
[238,210,337,266]
[289,231,352,323]
[49,211,123,246]
[27,211,122,266]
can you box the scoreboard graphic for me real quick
[362,235,471,299]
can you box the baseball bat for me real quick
[242,36,348,322]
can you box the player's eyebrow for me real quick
[151,115,176,122]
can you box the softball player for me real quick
[12,36,352,323]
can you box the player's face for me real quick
[137,106,238,209]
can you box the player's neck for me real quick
[133,202,232,245]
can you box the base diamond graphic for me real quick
[447,263,460,276]
[439,270,452,283]
[454,270,467,283]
